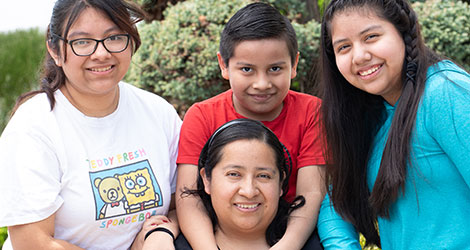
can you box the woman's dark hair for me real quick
[219,2,298,66]
[320,0,440,247]
[183,118,305,246]
[13,0,145,113]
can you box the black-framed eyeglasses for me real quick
[51,33,130,56]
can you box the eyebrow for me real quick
[68,26,122,39]
[235,61,287,67]
[332,24,382,47]
[222,165,278,174]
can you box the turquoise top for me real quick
[318,60,470,250]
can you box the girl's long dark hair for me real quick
[320,0,440,247]
[12,0,145,114]
[182,119,305,246]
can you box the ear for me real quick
[217,52,229,80]
[46,40,62,67]
[94,178,102,188]
[200,168,211,195]
[279,171,286,197]
[290,51,300,79]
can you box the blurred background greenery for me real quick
[0,28,45,131]
[1,0,469,248]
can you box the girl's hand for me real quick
[131,211,179,250]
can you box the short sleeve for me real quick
[0,129,63,226]
[297,99,326,167]
[176,104,213,165]
[167,108,182,194]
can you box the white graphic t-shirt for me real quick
[0,82,181,250]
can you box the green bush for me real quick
[127,0,253,113]
[126,0,320,113]
[127,0,470,115]
[292,20,321,94]
[414,0,470,71]
[0,29,45,132]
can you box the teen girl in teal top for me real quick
[317,0,470,249]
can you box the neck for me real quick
[60,84,120,117]
[215,227,269,250]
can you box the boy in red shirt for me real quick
[176,2,325,249]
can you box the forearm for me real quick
[176,164,218,250]
[176,195,218,250]
[8,215,84,250]
[317,193,361,250]
[273,165,326,250]
[142,232,175,250]
[132,206,179,250]
[276,189,324,249]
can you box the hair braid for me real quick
[370,0,428,217]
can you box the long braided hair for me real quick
[320,0,440,246]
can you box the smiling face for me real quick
[331,9,405,105]
[201,139,283,237]
[218,39,299,121]
[48,7,132,103]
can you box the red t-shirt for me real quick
[177,90,325,201]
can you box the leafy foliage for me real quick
[292,20,321,95]
[413,0,470,71]
[127,0,470,116]
[126,0,321,114]
[0,227,6,248]
[127,0,251,113]
[0,29,45,132]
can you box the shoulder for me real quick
[421,60,470,117]
[425,60,470,94]
[286,90,322,105]
[120,82,179,116]
[6,93,55,132]
[190,90,231,109]
[119,82,182,133]
[184,90,232,117]
[284,90,322,114]
[121,82,171,105]
[1,93,58,151]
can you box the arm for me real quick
[317,193,362,250]
[141,209,179,250]
[270,165,325,250]
[8,213,84,250]
[175,163,218,250]
[424,66,470,182]
[132,194,179,250]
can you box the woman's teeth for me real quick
[359,65,380,76]
[236,204,259,209]
[90,66,112,72]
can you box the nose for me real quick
[91,41,111,59]
[351,44,371,65]
[238,177,260,198]
[252,73,272,90]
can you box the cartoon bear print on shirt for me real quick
[115,168,160,213]
[94,176,128,219]
[90,159,163,220]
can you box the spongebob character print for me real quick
[90,160,163,220]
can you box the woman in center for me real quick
[177,119,305,250]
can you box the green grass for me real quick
[0,28,46,132]
[0,226,7,248]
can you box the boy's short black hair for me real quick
[219,2,298,66]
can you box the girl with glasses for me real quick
[0,1,181,249]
